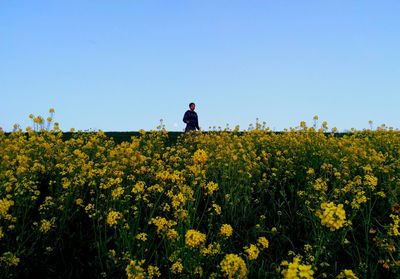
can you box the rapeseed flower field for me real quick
[1,111,399,278]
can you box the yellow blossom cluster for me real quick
[112,186,124,200]
[150,216,177,235]
[316,202,347,231]
[219,224,233,238]
[136,232,148,241]
[257,236,269,250]
[0,252,20,267]
[193,149,208,165]
[200,242,221,256]
[39,218,56,233]
[336,269,359,279]
[211,203,222,215]
[203,181,219,195]
[107,210,122,227]
[364,174,378,189]
[170,261,183,274]
[0,198,14,219]
[313,178,328,192]
[281,256,314,279]
[244,244,260,260]
[125,259,160,279]
[388,214,400,237]
[220,253,247,279]
[126,259,146,279]
[185,229,206,248]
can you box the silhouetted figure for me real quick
[183,102,200,132]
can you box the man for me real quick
[183,102,200,132]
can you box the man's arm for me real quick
[183,111,189,124]
[195,113,200,130]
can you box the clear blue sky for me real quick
[1,0,399,132]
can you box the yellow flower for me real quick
[107,210,122,227]
[171,261,183,274]
[257,236,269,250]
[126,259,146,279]
[201,242,221,256]
[174,209,188,220]
[171,192,186,209]
[85,203,95,216]
[166,229,179,241]
[212,203,222,215]
[220,253,247,279]
[336,269,359,279]
[39,218,55,233]
[75,198,84,206]
[364,174,378,188]
[132,181,145,194]
[136,233,148,241]
[0,199,14,218]
[150,216,176,234]
[112,186,124,200]
[185,229,206,248]
[34,116,44,124]
[313,178,328,192]
[298,264,314,279]
[389,214,400,237]
[244,244,260,260]
[220,224,233,238]
[193,149,208,164]
[351,191,368,209]
[204,181,219,195]
[281,256,314,279]
[316,202,346,231]
[376,191,386,198]
[147,265,161,278]
[0,252,20,267]
[306,168,315,176]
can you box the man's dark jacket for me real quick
[183,110,199,132]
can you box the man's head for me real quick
[189,102,196,111]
